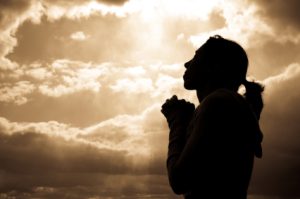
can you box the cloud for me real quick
[0,145,170,198]
[236,0,300,44]
[80,104,168,156]
[251,0,300,33]
[189,1,273,49]
[246,40,300,79]
[0,175,174,199]
[25,66,53,80]
[97,0,128,5]
[70,31,90,41]
[42,0,131,21]
[0,0,131,69]
[110,78,154,94]
[0,81,35,105]
[7,0,228,65]
[1,60,106,104]
[33,59,103,97]
[3,60,300,198]
[4,63,300,198]
[8,14,138,64]
[248,63,300,197]
[0,59,194,129]
[0,0,42,70]
[2,0,294,71]
[263,63,300,87]
[43,0,128,7]
[0,131,134,174]
[0,103,167,172]
[0,102,172,197]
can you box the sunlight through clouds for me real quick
[1,0,300,198]
[189,0,273,48]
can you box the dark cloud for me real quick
[0,129,170,197]
[42,0,128,7]
[249,65,300,197]
[0,131,132,174]
[1,174,174,199]
[0,0,29,10]
[251,0,300,32]
[247,40,300,79]
[97,0,128,5]
[0,102,172,198]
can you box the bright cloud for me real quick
[110,78,154,94]
[189,1,273,49]
[70,31,90,41]
[0,81,35,105]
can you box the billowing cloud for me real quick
[0,81,35,105]
[0,103,172,198]
[189,1,273,49]
[0,0,42,70]
[0,0,130,69]
[0,103,167,170]
[0,59,192,129]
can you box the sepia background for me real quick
[1,0,300,198]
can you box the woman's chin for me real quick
[184,81,195,90]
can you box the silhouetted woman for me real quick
[161,35,264,199]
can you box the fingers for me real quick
[171,95,178,100]
[165,95,178,103]
[161,96,194,113]
[161,95,178,115]
[163,96,193,108]
[161,95,196,121]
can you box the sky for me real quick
[0,0,300,198]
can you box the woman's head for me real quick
[184,35,264,119]
[183,35,248,91]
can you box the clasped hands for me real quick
[161,95,195,127]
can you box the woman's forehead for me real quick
[195,45,205,54]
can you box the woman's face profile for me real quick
[183,46,208,91]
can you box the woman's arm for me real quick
[161,95,195,194]
[162,91,236,194]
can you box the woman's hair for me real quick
[242,80,264,120]
[202,35,264,119]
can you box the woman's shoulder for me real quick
[193,89,249,122]
[201,89,245,108]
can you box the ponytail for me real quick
[242,80,264,120]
